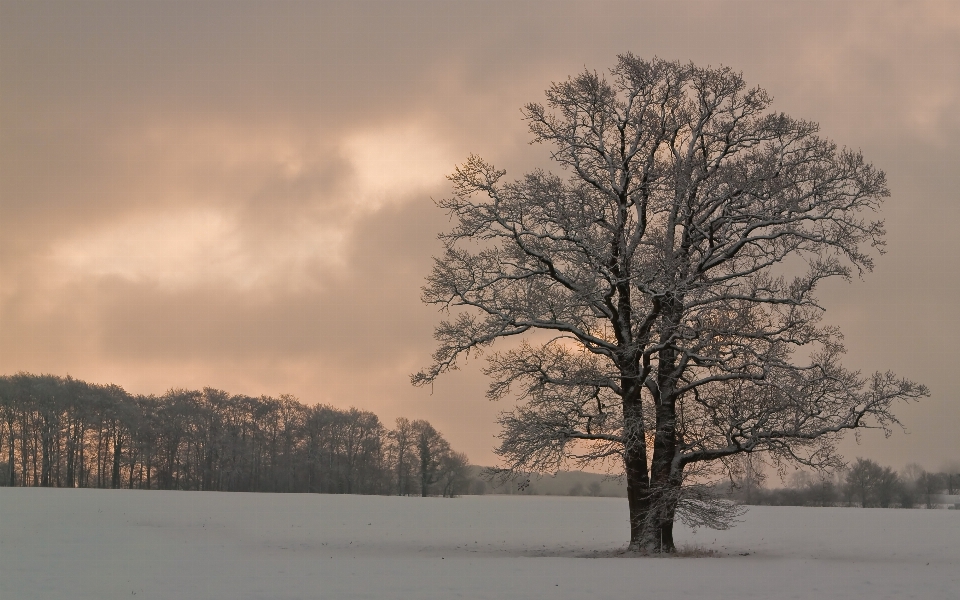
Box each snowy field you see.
[1,489,958,599]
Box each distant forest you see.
[2,373,955,507]
[728,456,959,509]
[0,373,471,496]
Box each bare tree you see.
[412,420,450,497]
[846,458,882,507]
[439,451,471,497]
[729,453,765,505]
[388,417,416,495]
[945,469,959,495]
[415,55,927,552]
[874,465,900,508]
[917,471,943,509]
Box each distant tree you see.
[793,471,837,507]
[97,384,135,490]
[938,463,960,495]
[388,417,416,495]
[846,458,882,507]
[916,471,943,509]
[730,453,765,505]
[336,408,386,494]
[897,485,916,509]
[412,420,450,497]
[439,451,471,497]
[816,477,838,507]
[415,55,927,551]
[0,376,18,486]
[836,459,897,508]
[902,462,925,485]
[874,466,900,508]
[469,478,488,495]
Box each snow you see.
[2,489,958,599]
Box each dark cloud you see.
[2,0,958,469]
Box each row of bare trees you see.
[730,455,958,508]
[0,373,470,496]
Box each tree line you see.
[0,373,470,496]
[730,455,959,509]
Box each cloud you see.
[342,124,455,211]
[48,208,345,291]
[1,0,958,469]
[16,110,456,296]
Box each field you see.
[1,488,958,599]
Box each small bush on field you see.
[673,544,720,558]
[595,544,719,558]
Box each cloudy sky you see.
[2,1,958,472]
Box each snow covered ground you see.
[1,489,958,599]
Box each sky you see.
[1,0,958,473]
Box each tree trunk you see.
[646,395,679,553]
[31,425,40,486]
[77,432,86,487]
[645,299,682,553]
[420,450,429,497]
[112,429,123,489]
[40,418,50,487]
[128,448,137,489]
[621,364,651,551]
[65,420,76,488]
[6,417,16,487]
[20,415,29,487]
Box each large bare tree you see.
[414,55,927,552]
